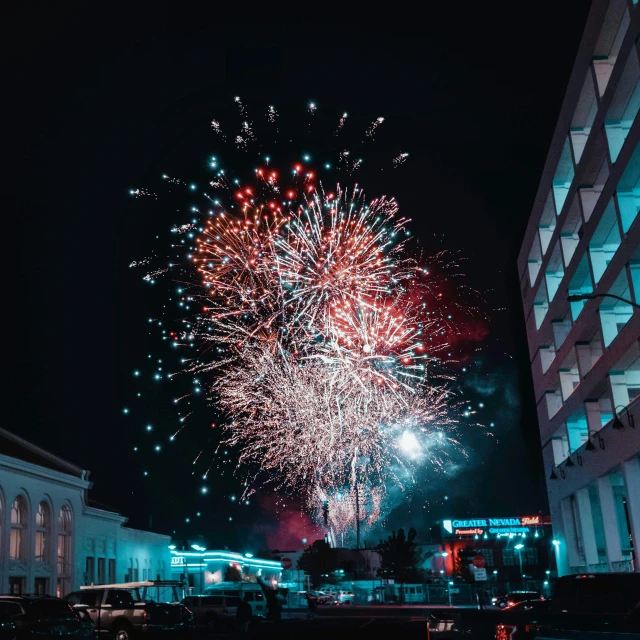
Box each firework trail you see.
[393,152,409,167]
[365,117,385,138]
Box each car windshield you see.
[27,600,76,618]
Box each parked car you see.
[181,595,241,626]
[0,613,16,640]
[492,591,541,609]
[334,591,355,605]
[0,595,94,638]
[203,582,267,617]
[495,573,640,639]
[503,598,551,612]
[66,584,191,639]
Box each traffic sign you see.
[473,568,487,581]
[281,557,293,569]
[472,555,485,569]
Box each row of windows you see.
[525,2,639,329]
[545,338,639,466]
[0,493,72,575]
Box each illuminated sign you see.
[443,516,548,537]
[454,528,484,536]
[171,556,186,566]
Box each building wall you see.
[518,0,640,576]
[0,452,171,595]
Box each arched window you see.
[35,502,50,562]
[10,497,27,561]
[56,506,72,597]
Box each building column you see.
[597,474,624,570]
[576,488,599,568]
[622,458,640,573]
[560,497,583,572]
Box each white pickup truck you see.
[66,581,193,640]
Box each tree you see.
[297,539,338,588]
[377,528,429,584]
[224,564,243,582]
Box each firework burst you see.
[129,99,486,538]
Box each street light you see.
[567,293,640,309]
[440,551,449,577]
[515,544,525,589]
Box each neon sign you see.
[443,516,547,537]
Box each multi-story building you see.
[0,427,171,595]
[518,0,640,577]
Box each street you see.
[195,605,489,639]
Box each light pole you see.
[567,293,640,309]
[515,544,524,589]
[440,551,449,577]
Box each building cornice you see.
[0,454,91,491]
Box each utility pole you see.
[355,483,360,550]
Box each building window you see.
[9,577,25,595]
[552,136,575,214]
[589,199,621,285]
[98,558,105,584]
[86,557,95,585]
[10,497,27,561]
[609,341,640,410]
[34,577,48,596]
[599,269,633,347]
[35,502,49,562]
[616,142,640,232]
[57,506,72,597]
[604,52,640,163]
[108,559,116,584]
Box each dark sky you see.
[5,6,590,550]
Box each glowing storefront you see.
[169,549,282,593]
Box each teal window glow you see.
[544,242,564,302]
[533,280,549,329]
[615,141,640,232]
[599,270,633,347]
[588,199,621,285]
[552,137,575,214]
[566,407,588,452]
[609,341,640,410]
[538,191,557,255]
[604,51,640,162]
[568,255,594,321]
[570,72,598,164]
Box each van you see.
[203,582,267,617]
[181,594,241,625]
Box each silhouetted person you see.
[305,592,318,619]
[235,594,252,634]
[257,577,283,623]
[477,590,486,610]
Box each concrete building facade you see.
[0,428,171,595]
[518,0,640,576]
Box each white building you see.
[517,1,640,576]
[0,427,171,596]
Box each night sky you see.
[5,6,590,552]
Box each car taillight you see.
[507,601,515,607]
[496,624,516,640]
